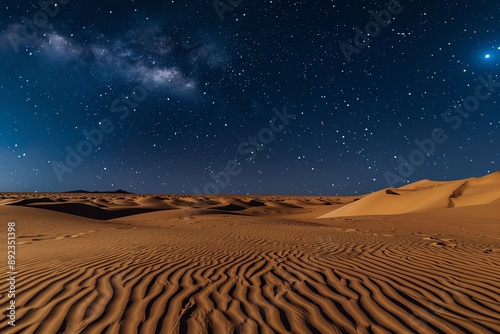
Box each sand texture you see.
[1,174,499,333]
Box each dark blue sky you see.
[0,0,499,195]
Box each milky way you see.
[0,0,499,194]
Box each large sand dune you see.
[319,171,500,218]
[0,174,499,333]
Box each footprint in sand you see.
[38,230,96,242]
[423,236,458,247]
[431,241,458,247]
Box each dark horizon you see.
[1,169,498,197]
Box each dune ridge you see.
[320,171,500,218]
[0,193,351,220]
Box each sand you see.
[319,171,500,218]
[0,173,499,333]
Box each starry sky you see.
[0,0,499,195]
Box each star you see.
[0,0,499,194]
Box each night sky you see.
[0,0,499,195]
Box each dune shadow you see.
[8,202,168,220]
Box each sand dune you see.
[0,175,499,333]
[0,193,354,220]
[320,171,500,218]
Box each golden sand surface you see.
[1,173,499,333]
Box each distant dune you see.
[0,193,350,220]
[64,189,133,194]
[319,171,500,218]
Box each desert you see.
[3,0,500,332]
[0,172,499,333]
